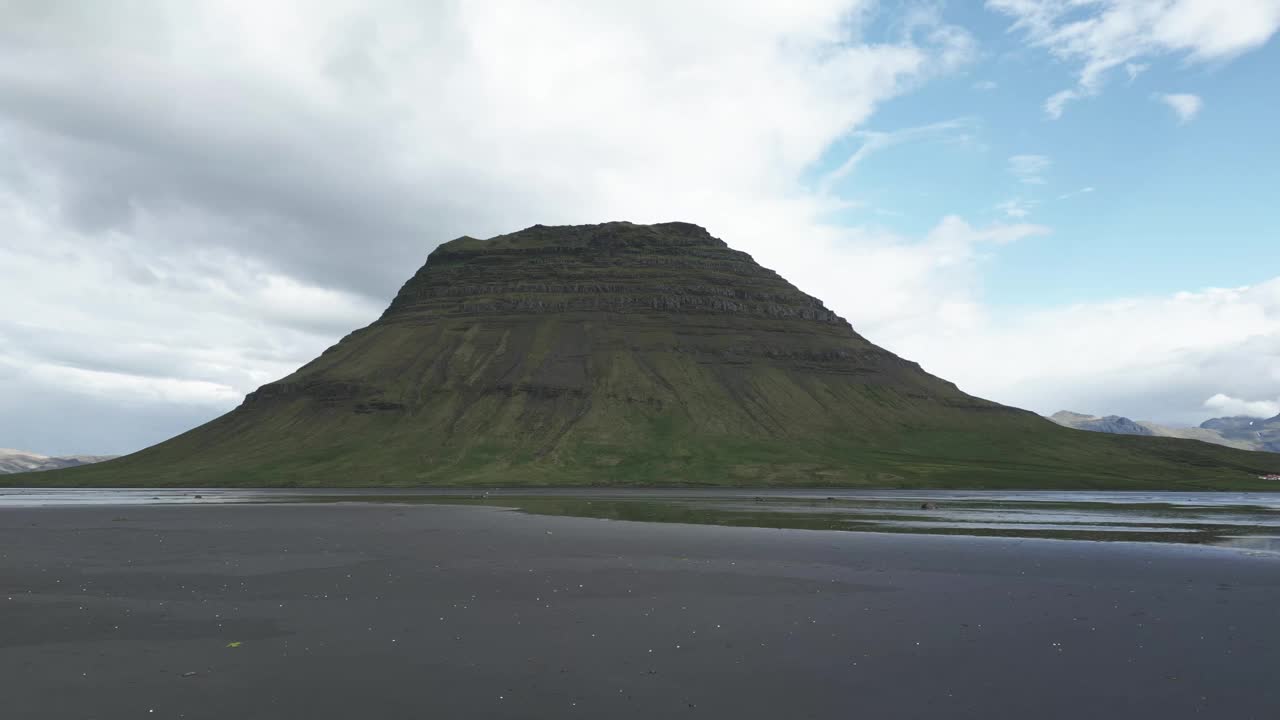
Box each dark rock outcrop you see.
[1050,411,1153,436]
[1201,415,1280,452]
[1080,415,1155,436]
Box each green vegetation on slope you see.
[19,222,1280,490]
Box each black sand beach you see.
[2,502,1276,719]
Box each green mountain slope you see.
[23,222,1280,489]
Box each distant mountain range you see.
[1049,411,1280,453]
[0,449,118,475]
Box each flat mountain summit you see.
[26,222,1278,489]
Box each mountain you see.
[1201,415,1280,452]
[1050,411,1273,452]
[1140,423,1263,451]
[0,449,117,475]
[20,222,1279,489]
[1049,412,1154,437]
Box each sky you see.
[1,0,1279,456]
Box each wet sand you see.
[1,502,1276,719]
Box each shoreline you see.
[2,486,1277,550]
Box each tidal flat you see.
[1,492,1277,718]
[7,487,1277,549]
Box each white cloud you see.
[1008,154,1051,184]
[1204,393,1280,419]
[989,0,1280,117]
[1155,92,1203,123]
[784,216,1050,342]
[25,364,243,408]
[973,79,999,90]
[890,278,1280,425]
[0,201,386,452]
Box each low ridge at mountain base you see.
[21,222,1279,490]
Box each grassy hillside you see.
[25,408,1280,490]
[19,222,1280,490]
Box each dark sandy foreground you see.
[1,504,1276,719]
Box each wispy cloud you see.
[1058,186,1095,200]
[1008,154,1051,185]
[972,79,998,91]
[821,118,978,190]
[1155,92,1203,123]
[988,0,1280,117]
[1043,90,1079,119]
[996,198,1035,218]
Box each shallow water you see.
[5,487,1280,550]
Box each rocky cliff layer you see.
[383,223,849,326]
[244,221,988,421]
